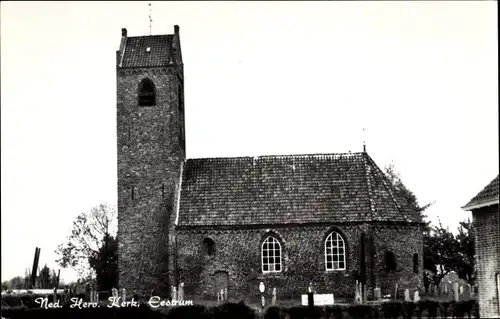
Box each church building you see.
[116,26,424,301]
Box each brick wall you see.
[117,65,184,296]
[372,224,424,297]
[473,204,500,318]
[175,222,422,301]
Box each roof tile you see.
[463,175,499,209]
[121,35,174,68]
[177,153,420,226]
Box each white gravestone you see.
[301,294,335,306]
[404,289,411,302]
[413,291,420,303]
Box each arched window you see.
[138,78,156,106]
[385,251,397,272]
[325,231,346,271]
[202,238,216,256]
[262,236,282,273]
[413,253,419,273]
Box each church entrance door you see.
[214,271,229,298]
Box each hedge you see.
[0,299,479,319]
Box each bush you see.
[324,305,346,319]
[453,300,479,319]
[209,302,255,319]
[0,306,165,319]
[401,301,416,319]
[345,304,372,319]
[2,295,26,308]
[264,306,285,319]
[439,301,454,318]
[381,301,403,319]
[286,306,324,319]
[166,305,208,319]
[424,300,439,319]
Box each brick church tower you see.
[116,26,185,296]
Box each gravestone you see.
[374,287,381,300]
[172,286,177,301]
[178,283,184,301]
[413,290,420,303]
[464,284,471,298]
[354,281,362,304]
[453,282,459,302]
[404,289,411,302]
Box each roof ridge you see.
[186,152,365,161]
[126,34,174,38]
[365,154,411,223]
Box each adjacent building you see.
[462,175,500,318]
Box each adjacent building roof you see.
[462,175,499,211]
[177,152,422,227]
[121,35,174,68]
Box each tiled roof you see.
[121,35,174,68]
[177,152,422,227]
[463,175,499,210]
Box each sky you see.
[1,1,498,284]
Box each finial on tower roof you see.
[362,128,367,153]
[148,2,153,35]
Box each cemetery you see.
[1,278,480,319]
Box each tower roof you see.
[117,26,181,68]
[122,35,174,68]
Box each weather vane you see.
[148,2,153,35]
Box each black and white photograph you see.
[1,2,498,318]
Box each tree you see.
[384,165,436,287]
[384,164,434,221]
[423,221,461,286]
[423,219,476,286]
[55,203,117,287]
[5,276,25,290]
[455,219,476,284]
[88,234,118,291]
